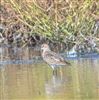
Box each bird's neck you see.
[42,49,51,56]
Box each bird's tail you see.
[65,61,71,66]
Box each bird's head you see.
[41,44,50,52]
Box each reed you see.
[1,0,99,48]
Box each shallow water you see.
[0,47,99,100]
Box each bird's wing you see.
[44,51,64,62]
[44,51,71,65]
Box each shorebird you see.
[41,44,71,70]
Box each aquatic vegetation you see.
[0,0,99,52]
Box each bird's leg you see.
[53,69,57,76]
[51,65,56,75]
[51,65,58,75]
[55,68,58,76]
[53,70,55,75]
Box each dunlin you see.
[41,44,71,70]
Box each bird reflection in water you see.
[45,71,69,97]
